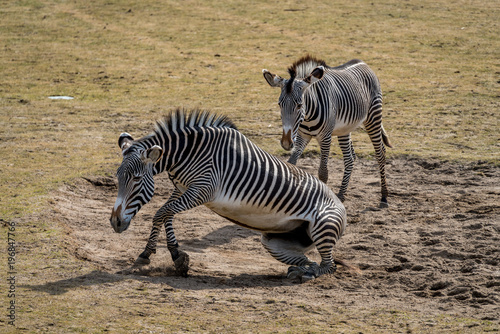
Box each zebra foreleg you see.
[135,223,162,265]
[136,190,182,265]
[337,134,356,202]
[317,135,333,183]
[288,133,311,165]
[137,212,190,276]
[136,219,189,276]
[146,183,212,276]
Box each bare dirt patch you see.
[52,156,500,324]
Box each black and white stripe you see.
[263,55,392,207]
[110,109,347,282]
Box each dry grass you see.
[1,0,499,332]
[1,0,499,218]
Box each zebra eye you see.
[132,174,142,181]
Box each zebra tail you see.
[381,125,393,149]
[335,258,363,275]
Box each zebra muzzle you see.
[110,216,131,233]
[110,205,131,233]
[281,129,294,151]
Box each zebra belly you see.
[300,115,365,137]
[331,117,366,137]
[204,201,307,233]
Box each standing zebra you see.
[263,55,392,207]
[110,109,347,282]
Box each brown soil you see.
[52,156,500,323]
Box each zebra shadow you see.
[21,269,293,296]
[174,224,260,251]
[22,225,293,295]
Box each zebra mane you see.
[154,108,237,135]
[288,55,327,80]
[286,55,327,93]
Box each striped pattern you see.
[110,109,347,282]
[264,56,392,207]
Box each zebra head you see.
[263,66,324,150]
[110,133,163,233]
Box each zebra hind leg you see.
[261,226,320,283]
[365,101,391,208]
[304,207,346,281]
[337,134,356,202]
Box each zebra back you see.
[134,109,341,220]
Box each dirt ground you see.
[52,156,499,325]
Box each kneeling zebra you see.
[110,109,347,282]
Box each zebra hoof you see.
[301,273,317,283]
[174,250,190,277]
[287,266,302,280]
[134,256,151,266]
[379,200,389,209]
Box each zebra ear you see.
[262,69,285,88]
[119,133,134,152]
[304,66,324,84]
[141,145,163,164]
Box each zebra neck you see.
[150,128,203,176]
[303,91,320,123]
[303,82,335,123]
[132,134,170,176]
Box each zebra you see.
[263,55,392,207]
[109,108,347,282]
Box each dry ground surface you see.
[25,156,498,333]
